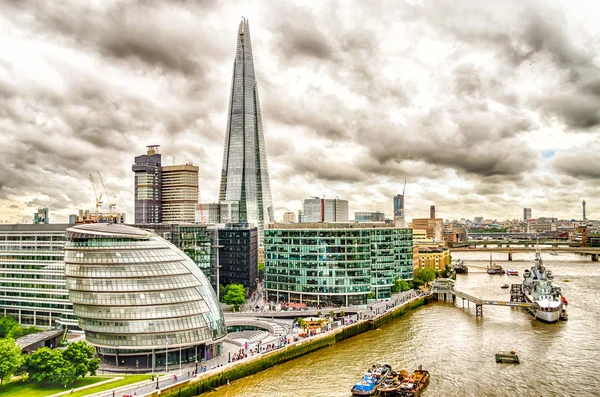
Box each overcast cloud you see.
[0,0,599,223]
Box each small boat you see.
[506,269,519,276]
[495,351,520,364]
[501,284,509,289]
[396,366,430,397]
[549,251,559,256]
[351,364,391,396]
[563,279,569,282]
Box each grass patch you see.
[0,375,150,397]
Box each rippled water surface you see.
[208,252,600,397]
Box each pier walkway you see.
[431,279,536,318]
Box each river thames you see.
[208,251,599,397]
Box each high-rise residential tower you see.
[583,200,586,221]
[218,18,274,245]
[394,194,405,225]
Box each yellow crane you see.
[89,173,103,217]
[97,171,116,214]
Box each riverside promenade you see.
[92,289,429,397]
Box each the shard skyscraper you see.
[219,18,274,245]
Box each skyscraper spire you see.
[219,18,274,245]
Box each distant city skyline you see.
[1,1,599,223]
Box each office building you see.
[64,223,226,367]
[200,202,239,224]
[161,164,199,223]
[218,18,274,246]
[430,205,436,219]
[583,200,587,221]
[211,224,258,290]
[132,145,162,223]
[523,208,532,222]
[264,223,413,305]
[474,217,483,224]
[0,224,78,330]
[282,212,296,223]
[134,223,213,281]
[354,211,385,222]
[302,198,349,223]
[68,214,77,224]
[33,208,49,224]
[411,218,444,242]
[415,246,450,272]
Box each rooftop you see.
[67,223,152,239]
[267,222,410,230]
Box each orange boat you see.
[396,366,430,397]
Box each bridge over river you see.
[451,245,600,261]
[431,279,537,318]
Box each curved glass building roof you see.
[64,223,226,355]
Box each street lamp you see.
[195,360,198,374]
[156,375,159,389]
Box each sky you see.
[1,0,599,223]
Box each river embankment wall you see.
[155,294,433,397]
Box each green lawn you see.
[0,375,150,397]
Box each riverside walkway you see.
[431,278,536,318]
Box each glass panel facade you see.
[218,18,274,246]
[264,224,413,303]
[64,224,226,356]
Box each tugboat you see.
[501,284,509,289]
[396,366,430,397]
[351,364,391,396]
[378,369,408,396]
[522,245,566,323]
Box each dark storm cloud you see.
[552,151,600,180]
[1,0,598,221]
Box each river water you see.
[207,251,600,397]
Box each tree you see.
[328,310,334,318]
[0,339,23,387]
[441,264,452,279]
[223,284,246,311]
[417,268,437,284]
[367,291,375,299]
[0,316,18,338]
[219,285,226,303]
[296,318,307,332]
[258,262,265,280]
[8,325,41,340]
[398,279,411,292]
[62,342,100,378]
[26,347,77,387]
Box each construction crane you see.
[89,173,103,217]
[403,178,407,195]
[97,171,116,214]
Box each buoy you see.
[509,350,516,355]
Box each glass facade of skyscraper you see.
[219,18,274,246]
[264,223,413,305]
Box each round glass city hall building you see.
[64,224,226,369]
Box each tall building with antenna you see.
[583,199,587,221]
